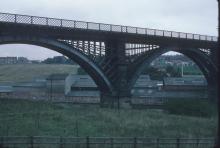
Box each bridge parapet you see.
[0,12,218,42]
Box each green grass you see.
[0,99,217,138]
[0,64,78,82]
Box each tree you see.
[144,66,167,80]
[165,65,181,77]
[41,56,76,64]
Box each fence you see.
[0,12,218,42]
[0,136,215,148]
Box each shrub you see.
[164,98,217,117]
[77,67,87,75]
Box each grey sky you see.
[0,0,218,60]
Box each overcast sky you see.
[0,0,218,60]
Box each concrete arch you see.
[128,47,217,91]
[0,35,114,93]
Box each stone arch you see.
[0,35,114,93]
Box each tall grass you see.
[164,98,217,117]
[0,99,217,138]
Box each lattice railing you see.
[0,12,218,42]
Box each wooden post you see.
[36,112,40,129]
[196,138,199,148]
[75,120,79,137]
[133,137,137,148]
[176,138,180,148]
[30,136,34,148]
[0,137,4,148]
[86,136,90,148]
[110,138,113,148]
[60,137,63,148]
[156,138,160,148]
[216,1,220,148]
[117,94,120,110]
[6,124,9,136]
[50,78,52,101]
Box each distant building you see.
[0,57,17,64]
[65,74,99,97]
[157,75,208,100]
[46,74,68,94]
[163,75,207,91]
[17,57,30,64]
[42,56,70,64]
[0,56,31,64]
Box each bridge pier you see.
[100,39,131,108]
[105,40,131,96]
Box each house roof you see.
[67,91,100,97]
[69,75,97,88]
[134,75,162,88]
[46,74,68,80]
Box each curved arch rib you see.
[0,35,114,93]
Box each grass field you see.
[0,64,78,82]
[0,99,217,138]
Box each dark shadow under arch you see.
[0,35,114,94]
[128,47,217,91]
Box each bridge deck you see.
[0,12,218,43]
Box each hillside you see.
[0,64,78,82]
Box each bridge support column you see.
[100,39,131,108]
[106,40,130,96]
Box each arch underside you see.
[128,46,218,90]
[0,35,114,94]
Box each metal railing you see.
[0,136,215,148]
[0,12,218,42]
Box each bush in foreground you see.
[164,98,217,117]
